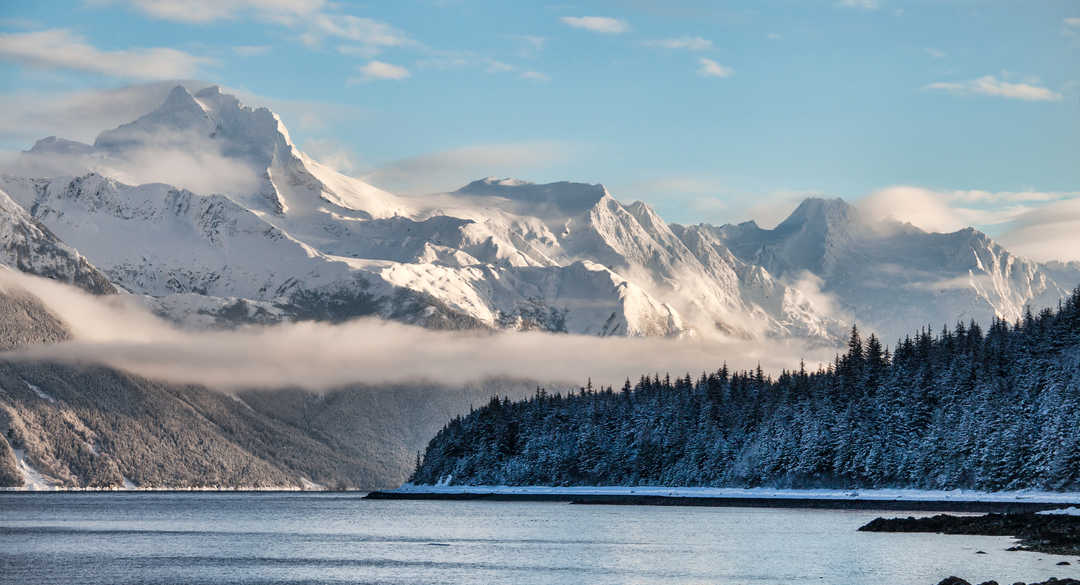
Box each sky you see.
[0,1,1078,254]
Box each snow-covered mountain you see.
[0,186,114,295]
[0,85,841,339]
[1,85,1076,343]
[691,198,1080,343]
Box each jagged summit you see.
[95,85,214,150]
[3,86,1076,345]
[774,197,857,233]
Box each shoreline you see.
[365,486,1080,513]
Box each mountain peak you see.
[775,197,856,232]
[194,85,222,98]
[161,84,206,115]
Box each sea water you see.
[1,492,1076,585]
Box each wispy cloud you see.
[925,75,1062,101]
[0,28,213,80]
[698,58,734,78]
[0,82,204,144]
[560,16,629,34]
[363,141,573,195]
[519,71,550,82]
[997,198,1080,262]
[1066,17,1080,27]
[644,36,712,51]
[232,44,270,57]
[95,1,412,56]
[858,186,1080,238]
[91,0,327,24]
[924,47,946,59]
[302,14,413,48]
[349,60,410,82]
[415,51,548,82]
[507,34,546,57]
[836,0,880,10]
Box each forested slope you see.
[413,289,1080,491]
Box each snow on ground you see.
[12,448,56,490]
[1039,506,1080,516]
[121,476,137,490]
[390,483,1080,504]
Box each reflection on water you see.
[0,493,1074,585]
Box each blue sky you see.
[0,0,1077,242]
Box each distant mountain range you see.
[3,85,1076,344]
[1,84,1078,490]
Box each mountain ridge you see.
[2,84,1077,344]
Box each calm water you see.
[1,493,1077,585]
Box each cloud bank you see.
[0,270,832,391]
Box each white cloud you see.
[232,45,270,57]
[1065,17,1080,27]
[2,123,263,197]
[350,60,410,82]
[924,47,946,59]
[508,34,546,57]
[0,271,830,391]
[857,186,1079,236]
[363,141,573,195]
[96,1,411,55]
[698,58,734,78]
[560,16,629,34]
[997,198,1080,263]
[305,14,412,48]
[92,0,327,24]
[925,75,1062,102]
[0,82,195,144]
[0,29,213,80]
[645,36,712,51]
[836,0,880,9]
[767,32,782,40]
[519,70,550,82]
[485,60,515,73]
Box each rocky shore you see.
[860,512,1080,555]
[935,578,1079,585]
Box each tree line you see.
[412,288,1080,491]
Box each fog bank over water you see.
[0,270,835,391]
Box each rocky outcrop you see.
[862,513,1080,555]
